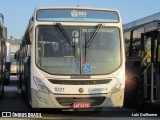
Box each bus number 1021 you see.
[54,87,64,92]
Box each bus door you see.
[141,31,159,102]
[155,31,160,103]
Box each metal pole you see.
[0,13,4,24]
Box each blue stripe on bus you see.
[38,18,118,22]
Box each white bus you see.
[18,7,125,110]
[0,13,7,98]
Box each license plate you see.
[72,102,90,108]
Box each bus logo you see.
[71,10,78,17]
[79,88,84,93]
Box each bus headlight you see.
[110,81,122,94]
[33,76,51,94]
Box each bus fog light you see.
[33,76,51,94]
[110,81,121,93]
[37,97,48,104]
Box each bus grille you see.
[48,79,111,85]
[56,97,106,106]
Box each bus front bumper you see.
[31,88,124,108]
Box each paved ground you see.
[0,76,31,112]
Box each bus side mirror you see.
[23,30,31,45]
[22,19,32,44]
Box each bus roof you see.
[123,12,160,30]
[34,6,119,13]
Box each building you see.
[6,38,21,74]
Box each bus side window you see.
[132,30,138,57]
[131,28,144,58]
[124,31,130,58]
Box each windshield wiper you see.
[86,24,102,48]
[56,23,73,47]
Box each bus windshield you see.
[36,25,121,75]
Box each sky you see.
[0,0,160,39]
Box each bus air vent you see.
[48,79,112,85]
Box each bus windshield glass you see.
[36,9,119,23]
[36,25,121,75]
